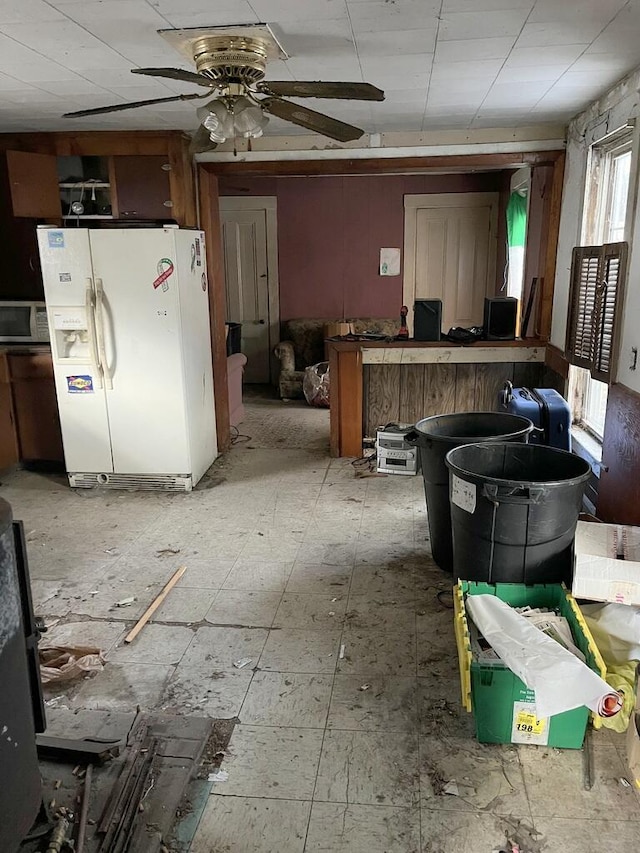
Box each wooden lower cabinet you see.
[7,352,64,466]
[0,353,19,470]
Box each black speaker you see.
[483,297,517,341]
[413,299,442,341]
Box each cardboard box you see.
[627,674,640,789]
[324,322,354,339]
[573,521,640,606]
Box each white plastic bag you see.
[303,362,330,408]
[581,602,640,664]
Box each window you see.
[567,127,634,441]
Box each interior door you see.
[220,208,270,383]
[404,194,498,334]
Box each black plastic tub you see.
[406,412,533,572]
[445,442,591,584]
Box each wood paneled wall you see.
[363,361,562,435]
[598,382,640,524]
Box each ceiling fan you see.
[63,34,385,151]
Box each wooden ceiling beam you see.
[202,150,564,177]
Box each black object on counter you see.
[413,299,442,341]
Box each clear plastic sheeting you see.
[303,361,330,408]
[466,594,622,719]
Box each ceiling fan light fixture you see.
[233,96,268,136]
[243,125,265,139]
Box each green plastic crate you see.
[453,581,607,749]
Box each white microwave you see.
[0,301,50,344]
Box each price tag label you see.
[451,474,476,514]
[511,701,549,745]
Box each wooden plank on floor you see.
[454,364,477,412]
[399,364,425,425]
[365,364,401,434]
[423,363,457,417]
[475,362,514,411]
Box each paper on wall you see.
[466,595,622,718]
[379,248,400,276]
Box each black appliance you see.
[0,498,44,853]
[413,299,442,341]
[483,296,518,340]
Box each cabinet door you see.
[113,155,172,220]
[5,151,61,218]
[9,353,64,464]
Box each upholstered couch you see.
[274,318,398,399]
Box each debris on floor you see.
[123,565,186,644]
[39,646,105,684]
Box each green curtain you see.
[506,191,527,248]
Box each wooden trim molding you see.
[203,150,565,177]
[539,151,565,341]
[198,168,231,453]
[545,343,570,379]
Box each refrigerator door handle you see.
[95,277,113,390]
[85,278,103,389]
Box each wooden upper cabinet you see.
[5,150,62,218]
[112,155,173,220]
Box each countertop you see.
[326,338,546,365]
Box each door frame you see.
[219,196,280,381]
[403,192,499,335]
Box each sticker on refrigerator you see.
[48,231,65,248]
[195,237,202,266]
[451,474,476,514]
[67,375,94,394]
[59,272,72,282]
[201,272,207,292]
[511,701,549,745]
[153,258,174,292]
[190,243,196,272]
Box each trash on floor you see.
[113,596,137,608]
[207,769,229,783]
[454,582,617,747]
[39,645,105,684]
[232,657,252,669]
[123,565,187,644]
[581,602,640,663]
[303,361,330,408]
[466,594,621,718]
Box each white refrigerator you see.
[37,227,217,491]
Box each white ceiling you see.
[1,0,639,136]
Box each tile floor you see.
[1,390,639,852]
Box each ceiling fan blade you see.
[261,97,364,142]
[131,67,214,88]
[258,81,385,101]
[63,92,207,118]
[189,124,216,155]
